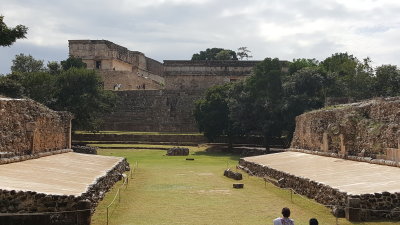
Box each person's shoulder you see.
[273,217,282,225]
[273,217,281,221]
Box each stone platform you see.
[0,152,124,196]
[240,151,400,221]
[0,152,129,225]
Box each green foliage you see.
[191,48,237,60]
[375,64,400,97]
[60,56,87,70]
[321,53,358,77]
[53,68,116,131]
[47,61,61,75]
[11,53,44,73]
[288,58,319,74]
[237,47,252,60]
[19,72,56,105]
[0,76,24,98]
[194,84,232,141]
[0,16,28,47]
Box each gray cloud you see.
[1,0,400,74]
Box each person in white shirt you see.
[273,207,294,225]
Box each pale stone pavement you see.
[0,152,123,196]
[244,151,400,195]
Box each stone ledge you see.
[0,149,73,165]
[288,148,400,168]
[239,158,400,221]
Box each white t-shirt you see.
[273,217,295,225]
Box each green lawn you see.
[91,146,397,225]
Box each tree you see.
[20,72,56,105]
[47,61,62,75]
[53,68,116,131]
[375,65,400,97]
[241,58,285,150]
[191,48,238,60]
[215,50,237,60]
[60,56,87,71]
[320,53,375,100]
[0,16,28,47]
[0,76,24,98]
[11,53,44,73]
[237,47,252,60]
[194,84,232,142]
[288,58,319,74]
[281,67,327,141]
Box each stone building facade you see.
[68,40,276,132]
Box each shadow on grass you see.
[192,150,241,161]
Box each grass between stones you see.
[91,145,397,225]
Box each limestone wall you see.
[98,71,162,91]
[163,60,259,90]
[0,98,72,156]
[101,90,204,132]
[291,97,400,159]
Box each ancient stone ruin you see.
[0,97,72,160]
[239,97,400,221]
[291,97,400,164]
[0,97,129,225]
[167,147,189,156]
[68,40,288,132]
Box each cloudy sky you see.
[1,0,400,74]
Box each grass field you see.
[91,145,398,225]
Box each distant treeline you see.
[194,53,400,148]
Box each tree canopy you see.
[0,16,28,47]
[11,53,44,73]
[191,48,238,60]
[194,52,400,149]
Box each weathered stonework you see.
[0,158,129,225]
[68,40,164,90]
[68,40,290,132]
[0,98,73,156]
[291,97,400,160]
[163,60,259,90]
[101,90,204,132]
[166,147,189,156]
[239,159,400,221]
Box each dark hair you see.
[282,207,291,218]
[309,218,319,225]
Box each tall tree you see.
[0,16,28,47]
[194,84,232,142]
[243,58,285,150]
[53,68,116,131]
[237,47,252,60]
[375,65,400,97]
[11,53,44,73]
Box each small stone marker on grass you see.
[233,183,244,189]
[167,147,189,156]
[224,169,243,180]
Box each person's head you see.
[309,218,319,225]
[281,207,291,218]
